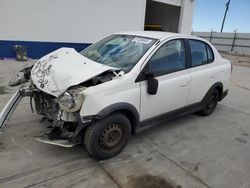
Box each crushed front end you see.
[0,47,117,147]
[31,84,88,147]
[1,80,89,147]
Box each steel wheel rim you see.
[99,123,124,151]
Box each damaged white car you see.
[0,31,231,159]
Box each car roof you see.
[115,31,199,41]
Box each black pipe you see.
[220,0,231,32]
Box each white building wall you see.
[0,0,146,43]
[178,0,195,34]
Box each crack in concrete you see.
[141,139,211,188]
[99,163,122,188]
[221,104,250,116]
[0,156,86,184]
[231,79,250,92]
[23,164,94,188]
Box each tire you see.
[198,89,219,116]
[84,113,131,160]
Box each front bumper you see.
[0,86,97,148]
[0,90,23,134]
[0,86,33,134]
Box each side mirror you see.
[145,72,158,95]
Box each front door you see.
[139,39,191,121]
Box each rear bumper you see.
[219,89,228,101]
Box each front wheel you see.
[198,89,219,116]
[84,113,131,160]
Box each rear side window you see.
[189,40,214,67]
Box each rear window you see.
[189,40,214,67]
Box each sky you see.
[192,0,250,33]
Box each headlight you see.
[9,72,26,86]
[9,66,32,87]
[56,87,85,112]
[57,92,75,109]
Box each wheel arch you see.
[202,82,223,102]
[97,102,140,134]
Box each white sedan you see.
[0,31,231,159]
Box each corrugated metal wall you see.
[192,32,250,55]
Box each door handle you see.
[180,82,190,87]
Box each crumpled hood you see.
[31,47,116,97]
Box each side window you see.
[148,39,186,76]
[189,40,214,67]
[206,45,214,63]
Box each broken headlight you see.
[56,87,85,112]
[9,72,26,86]
[57,92,75,109]
[9,66,33,87]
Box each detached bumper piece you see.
[33,134,77,148]
[0,90,23,134]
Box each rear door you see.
[139,39,191,121]
[186,39,217,105]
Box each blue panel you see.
[0,40,91,59]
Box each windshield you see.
[80,35,157,72]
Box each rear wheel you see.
[84,113,131,160]
[198,89,219,116]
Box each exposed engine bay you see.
[30,70,116,143]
